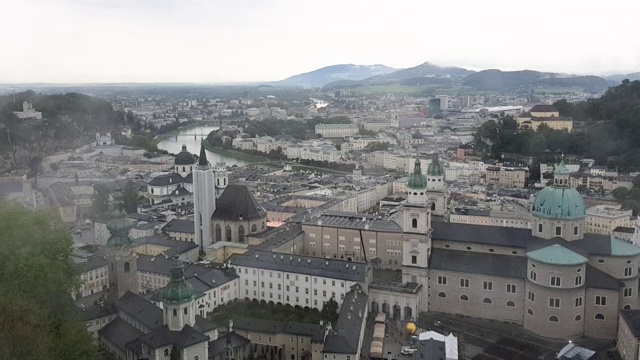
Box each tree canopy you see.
[472,80,640,171]
[0,201,99,360]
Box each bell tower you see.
[401,160,432,312]
[426,153,446,216]
[214,161,228,199]
[162,257,196,331]
[194,141,216,248]
[106,187,138,302]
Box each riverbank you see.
[151,121,215,146]
[201,140,269,163]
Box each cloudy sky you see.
[1,0,639,83]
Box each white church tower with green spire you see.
[193,141,216,249]
[426,154,447,216]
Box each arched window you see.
[226,225,232,242]
[575,315,582,321]
[172,309,177,316]
[506,301,515,307]
[437,292,446,298]
[460,295,468,301]
[549,316,559,322]
[412,219,418,228]
[483,298,492,304]
[527,308,534,316]
[151,188,154,194]
[194,357,199,360]
[625,305,631,310]
[124,262,130,273]
[215,224,222,242]
[164,349,169,356]
[431,203,436,211]
[182,166,185,172]
[595,313,605,320]
[238,225,245,243]
[184,307,188,315]
[252,224,257,232]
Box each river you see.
[156,125,248,167]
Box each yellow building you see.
[517,105,573,132]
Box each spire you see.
[181,144,187,152]
[198,140,209,169]
[162,256,194,304]
[106,186,135,248]
[413,159,422,175]
[407,159,427,189]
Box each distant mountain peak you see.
[276,64,398,87]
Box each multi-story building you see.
[517,105,573,132]
[315,124,358,138]
[586,204,633,235]
[301,212,404,268]
[228,250,370,310]
[75,253,109,298]
[618,309,640,360]
[485,164,529,188]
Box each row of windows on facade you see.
[436,276,517,293]
[537,223,580,236]
[245,279,345,291]
[441,244,520,255]
[436,292,625,316]
[162,348,199,359]
[215,223,266,242]
[530,267,633,283]
[239,268,346,286]
[308,234,402,246]
[245,291,341,305]
[252,334,306,344]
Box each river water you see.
[156,125,248,167]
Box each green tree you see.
[612,187,630,200]
[363,142,390,152]
[320,297,339,324]
[0,201,100,360]
[91,184,110,216]
[122,180,144,214]
[125,110,135,123]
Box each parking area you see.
[417,312,620,360]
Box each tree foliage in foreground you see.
[0,202,99,360]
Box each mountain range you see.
[275,62,640,92]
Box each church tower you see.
[401,160,432,312]
[214,161,228,199]
[194,141,216,249]
[426,153,446,216]
[106,187,138,302]
[162,257,196,331]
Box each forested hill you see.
[473,80,640,172]
[0,91,123,170]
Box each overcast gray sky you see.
[1,0,639,83]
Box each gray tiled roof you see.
[116,291,163,330]
[98,317,143,353]
[212,185,267,221]
[431,222,534,248]
[208,332,250,357]
[303,211,402,233]
[163,219,195,234]
[138,324,209,349]
[148,173,192,187]
[229,250,368,282]
[585,264,624,291]
[430,248,527,279]
[134,235,199,257]
[323,284,368,354]
[621,309,640,338]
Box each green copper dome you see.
[532,186,585,220]
[427,154,444,176]
[162,257,194,304]
[532,161,585,220]
[106,188,135,248]
[407,159,427,189]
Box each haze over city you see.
[2,0,640,83]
